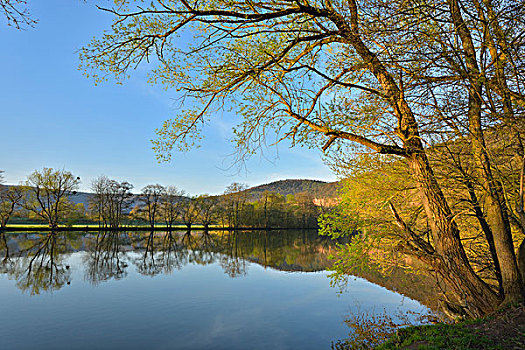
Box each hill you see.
[4,178,340,210]
[243,179,339,201]
[68,179,340,206]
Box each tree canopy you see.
[81,1,524,159]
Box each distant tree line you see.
[0,168,328,229]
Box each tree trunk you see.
[408,152,501,317]
[519,240,525,285]
[516,153,525,283]
[468,96,524,304]
[463,172,504,296]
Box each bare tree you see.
[160,185,185,229]
[90,176,134,229]
[196,195,217,230]
[140,184,166,228]
[90,175,111,228]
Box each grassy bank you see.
[378,304,525,350]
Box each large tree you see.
[160,185,185,229]
[24,168,80,229]
[90,176,134,229]
[140,184,166,227]
[81,0,525,317]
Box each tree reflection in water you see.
[0,227,441,335]
[0,230,342,294]
[173,230,217,267]
[0,229,439,350]
[134,231,163,276]
[158,231,186,274]
[84,232,128,285]
[188,230,219,267]
[0,232,13,274]
[2,232,71,295]
[219,231,247,278]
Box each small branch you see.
[389,201,435,255]
[322,135,337,152]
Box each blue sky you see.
[0,0,336,195]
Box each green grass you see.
[4,224,52,228]
[377,322,498,350]
[3,223,214,229]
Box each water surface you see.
[0,230,430,349]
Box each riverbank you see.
[378,303,525,349]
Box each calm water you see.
[0,230,430,349]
